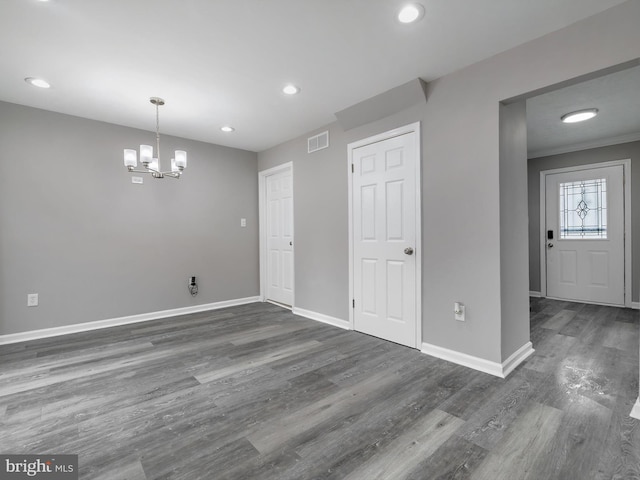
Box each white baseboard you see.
[421,341,534,379]
[631,398,640,420]
[529,291,542,298]
[292,307,350,330]
[0,296,261,345]
[502,342,535,377]
[631,302,640,310]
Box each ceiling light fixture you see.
[24,77,50,89]
[221,126,235,133]
[398,4,425,23]
[282,84,300,95]
[123,97,187,179]
[561,108,599,123]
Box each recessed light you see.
[561,108,598,123]
[220,126,235,133]
[282,84,300,95]
[24,77,51,89]
[398,4,424,23]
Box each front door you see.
[352,131,419,348]
[545,164,624,306]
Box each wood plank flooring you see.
[1,298,638,479]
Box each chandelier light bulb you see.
[148,158,159,172]
[140,145,153,165]
[123,149,137,168]
[174,150,187,169]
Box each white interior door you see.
[352,131,419,348]
[545,164,624,306]
[266,168,294,306]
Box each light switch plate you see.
[27,293,39,307]
[240,218,247,227]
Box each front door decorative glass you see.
[559,178,607,239]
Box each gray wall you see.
[528,141,640,302]
[0,102,259,336]
[258,106,424,321]
[258,1,640,365]
[259,123,350,319]
[499,101,531,358]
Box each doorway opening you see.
[525,63,639,309]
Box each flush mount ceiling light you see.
[123,97,187,179]
[561,108,599,123]
[220,126,235,133]
[398,3,425,23]
[24,77,50,88]
[282,84,300,95]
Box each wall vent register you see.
[308,131,329,153]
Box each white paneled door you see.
[545,164,624,306]
[266,168,294,306]
[352,131,419,348]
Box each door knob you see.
[547,242,553,248]
[404,247,414,255]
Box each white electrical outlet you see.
[240,218,247,227]
[132,176,143,184]
[27,293,39,307]
[454,302,465,321]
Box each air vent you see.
[308,131,329,153]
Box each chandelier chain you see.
[155,101,161,164]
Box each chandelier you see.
[123,97,187,179]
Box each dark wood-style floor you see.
[1,298,639,479]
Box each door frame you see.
[539,158,631,307]
[347,122,422,346]
[258,162,294,308]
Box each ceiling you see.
[0,0,630,152]
[527,65,640,158]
